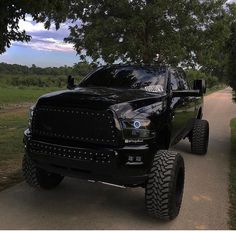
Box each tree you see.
[225,3,236,91]
[0,0,31,54]
[72,62,93,76]
[64,0,227,66]
[0,0,70,54]
[0,0,231,71]
[227,23,236,91]
[227,24,236,91]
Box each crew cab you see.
[22,65,209,220]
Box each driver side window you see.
[177,71,189,90]
[170,72,180,91]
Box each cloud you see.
[1,52,7,57]
[17,17,77,53]
[19,20,46,33]
[13,36,74,52]
[25,15,34,22]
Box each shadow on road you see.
[9,179,172,228]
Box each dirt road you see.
[0,88,236,229]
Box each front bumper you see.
[24,130,154,186]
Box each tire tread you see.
[145,150,185,220]
[191,119,209,155]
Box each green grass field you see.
[0,86,62,191]
[0,86,61,106]
[0,111,27,190]
[230,118,236,229]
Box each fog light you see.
[127,155,143,165]
[128,156,134,162]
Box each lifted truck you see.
[22,65,209,220]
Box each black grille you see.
[28,140,115,164]
[32,106,120,146]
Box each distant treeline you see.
[0,62,93,77]
[0,62,93,87]
[0,62,221,89]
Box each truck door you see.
[170,70,197,145]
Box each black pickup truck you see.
[22,65,209,220]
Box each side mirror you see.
[67,75,75,90]
[172,90,201,97]
[193,79,206,95]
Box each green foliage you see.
[0,74,67,88]
[0,110,27,191]
[230,118,236,229]
[186,69,219,89]
[0,111,27,160]
[0,0,30,54]
[64,0,228,66]
[0,0,71,54]
[197,8,230,82]
[0,62,92,87]
[0,87,58,105]
[0,62,92,76]
[1,0,234,85]
[0,62,92,105]
[227,19,236,92]
[1,0,230,68]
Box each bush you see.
[0,74,82,88]
[0,62,93,88]
[186,69,219,89]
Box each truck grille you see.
[28,140,115,164]
[31,106,120,146]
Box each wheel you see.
[145,150,185,220]
[22,154,64,189]
[191,119,209,155]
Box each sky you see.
[0,1,236,68]
[0,15,80,67]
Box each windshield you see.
[79,66,167,92]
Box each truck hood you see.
[36,87,167,118]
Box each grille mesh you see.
[32,106,120,146]
[28,140,115,164]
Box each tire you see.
[191,119,209,155]
[22,154,64,189]
[145,150,185,220]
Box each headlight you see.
[121,119,151,130]
[121,118,155,143]
[28,105,35,129]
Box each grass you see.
[0,86,60,107]
[0,110,28,191]
[0,85,63,191]
[230,118,236,229]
